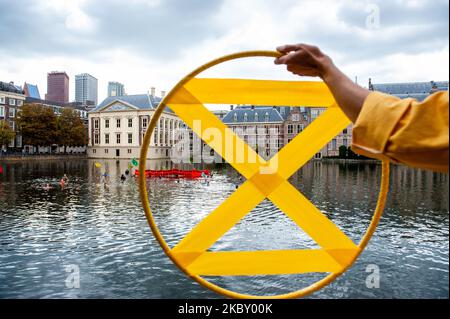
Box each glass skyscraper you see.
[107,81,125,97]
[75,73,98,105]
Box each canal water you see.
[0,159,448,298]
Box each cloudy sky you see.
[0,0,448,104]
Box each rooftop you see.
[222,106,284,124]
[0,81,24,95]
[91,94,165,112]
[370,80,448,101]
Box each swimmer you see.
[120,174,126,183]
[59,178,66,189]
[42,183,53,191]
[125,169,130,176]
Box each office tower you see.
[45,72,69,103]
[108,81,125,97]
[75,73,98,105]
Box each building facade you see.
[222,106,285,160]
[46,71,69,104]
[107,81,125,97]
[0,81,26,150]
[87,93,184,159]
[75,73,98,106]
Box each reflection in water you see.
[0,159,448,298]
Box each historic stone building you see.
[0,81,26,150]
[87,93,184,159]
[222,105,285,160]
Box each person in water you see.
[120,174,126,182]
[62,174,69,183]
[59,178,66,189]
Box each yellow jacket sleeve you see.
[352,91,449,173]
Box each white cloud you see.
[65,8,96,33]
[0,0,448,105]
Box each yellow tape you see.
[171,78,336,106]
[139,50,390,299]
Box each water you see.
[0,159,448,298]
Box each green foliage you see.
[17,104,87,150]
[338,145,347,158]
[0,120,15,148]
[57,108,88,150]
[347,146,358,159]
[16,104,58,147]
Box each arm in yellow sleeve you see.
[352,91,449,173]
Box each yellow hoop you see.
[139,51,390,299]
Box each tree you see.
[338,145,347,158]
[0,120,15,149]
[57,108,88,153]
[16,103,58,152]
[347,146,358,159]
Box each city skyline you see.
[0,0,448,105]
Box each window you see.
[105,149,109,154]
[0,96,5,104]
[17,100,23,107]
[128,149,132,154]
[93,149,97,154]
[254,113,258,122]
[9,99,15,106]
[233,113,237,122]
[128,118,133,128]
[116,133,121,144]
[105,119,110,128]
[243,113,248,122]
[343,129,348,134]
[105,134,110,144]
[94,119,99,129]
[116,118,121,128]
[332,139,337,150]
[94,134,99,144]
[0,106,4,117]
[297,124,303,133]
[264,112,269,122]
[9,108,15,118]
[128,133,133,144]
[143,117,148,128]
[343,138,348,147]
[287,125,293,134]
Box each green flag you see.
[131,158,139,167]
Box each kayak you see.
[135,169,210,178]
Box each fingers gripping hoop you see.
[139,51,390,299]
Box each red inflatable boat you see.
[135,169,210,178]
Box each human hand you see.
[274,43,334,80]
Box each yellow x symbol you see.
[166,78,359,276]
[139,51,389,298]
